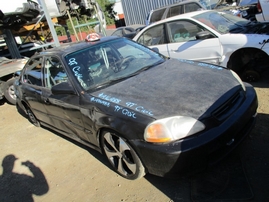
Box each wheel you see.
[26,107,40,127]
[228,49,269,82]
[4,78,17,105]
[242,70,260,82]
[101,130,145,180]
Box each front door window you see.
[44,56,68,89]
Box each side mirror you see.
[196,31,214,40]
[151,47,159,53]
[51,82,76,95]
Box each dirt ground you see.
[0,78,269,201]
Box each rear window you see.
[150,8,166,24]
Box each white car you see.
[133,10,269,82]
[0,0,39,17]
[0,0,40,26]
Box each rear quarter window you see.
[150,8,166,24]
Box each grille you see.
[212,90,244,122]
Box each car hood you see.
[91,59,242,120]
[0,58,28,77]
[219,33,269,50]
[229,22,269,35]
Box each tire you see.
[228,48,269,82]
[101,130,146,180]
[4,78,17,105]
[26,107,40,127]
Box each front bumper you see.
[132,84,258,177]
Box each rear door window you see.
[22,57,43,86]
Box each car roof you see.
[38,36,120,57]
[136,10,214,40]
[151,0,204,12]
[149,9,212,25]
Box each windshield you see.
[193,11,250,34]
[65,38,165,90]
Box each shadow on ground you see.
[0,154,49,201]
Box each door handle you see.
[171,49,180,53]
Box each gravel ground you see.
[0,78,268,201]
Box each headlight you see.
[230,70,246,91]
[144,116,205,143]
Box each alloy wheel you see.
[102,131,145,180]
[8,85,16,101]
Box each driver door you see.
[41,56,89,142]
[166,20,222,64]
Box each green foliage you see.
[96,0,116,25]
[54,0,116,36]
[55,18,94,36]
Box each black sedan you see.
[14,35,258,180]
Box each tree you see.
[96,0,116,25]
[54,0,116,37]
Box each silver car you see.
[0,57,28,104]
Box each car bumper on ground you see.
[132,84,258,178]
